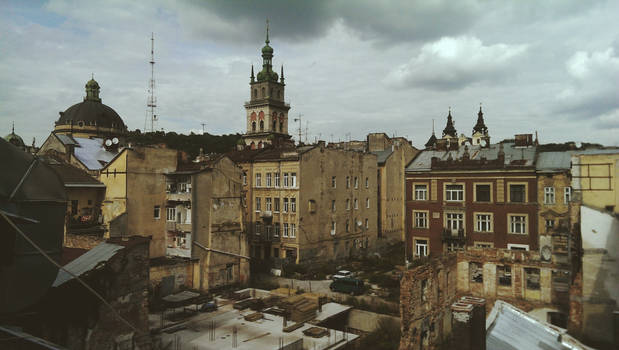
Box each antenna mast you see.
[147,33,157,132]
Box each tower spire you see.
[442,107,457,138]
[11,121,14,134]
[473,102,488,136]
[251,65,255,83]
[280,64,285,83]
[265,19,270,44]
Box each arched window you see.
[253,89,257,98]
[252,122,256,132]
[260,120,264,131]
[258,141,263,149]
[250,142,256,150]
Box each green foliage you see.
[126,130,242,158]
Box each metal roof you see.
[536,151,573,172]
[406,141,536,172]
[72,137,118,170]
[486,300,592,350]
[53,242,124,287]
[55,134,78,145]
[371,149,393,165]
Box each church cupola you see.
[442,108,457,138]
[472,104,488,136]
[84,76,101,102]
[257,20,279,83]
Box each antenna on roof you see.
[146,32,158,133]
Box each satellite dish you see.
[575,142,582,149]
[480,139,487,147]
[112,137,119,145]
[105,139,112,147]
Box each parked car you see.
[329,277,365,295]
[332,270,353,280]
[200,300,218,312]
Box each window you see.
[365,218,369,229]
[255,197,261,211]
[331,176,336,188]
[414,211,428,228]
[365,177,369,188]
[242,172,247,185]
[290,173,297,187]
[415,239,428,257]
[154,206,161,219]
[354,198,358,209]
[475,242,493,248]
[475,184,491,202]
[544,187,555,204]
[331,221,336,235]
[274,198,280,212]
[346,199,351,210]
[509,184,526,202]
[283,173,289,187]
[265,197,272,211]
[564,187,572,203]
[509,214,527,234]
[283,223,289,237]
[445,212,464,232]
[346,176,350,188]
[475,213,492,232]
[331,200,336,212]
[255,173,262,187]
[274,173,280,187]
[260,120,264,131]
[290,224,296,238]
[414,184,428,200]
[291,198,296,212]
[445,184,464,201]
[497,265,511,286]
[508,243,529,251]
[266,173,272,187]
[525,268,540,290]
[346,220,350,232]
[366,198,370,208]
[283,198,289,212]
[470,262,483,283]
[274,223,280,237]
[354,177,359,189]
[545,219,554,230]
[421,279,428,301]
[71,200,78,215]
[166,207,176,221]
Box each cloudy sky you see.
[1,0,618,148]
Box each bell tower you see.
[242,20,292,150]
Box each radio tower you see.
[146,32,157,132]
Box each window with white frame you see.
[166,207,176,221]
[266,173,272,187]
[414,211,428,228]
[365,218,369,229]
[346,199,351,210]
[445,184,464,201]
[243,172,247,185]
[366,198,370,208]
[446,212,464,232]
[331,221,336,235]
[354,177,359,189]
[331,200,336,212]
[476,213,492,232]
[283,172,289,187]
[274,198,280,212]
[255,197,261,211]
[508,243,529,251]
[346,220,350,232]
[365,177,369,188]
[290,198,296,212]
[274,223,280,237]
[290,224,296,238]
[414,184,428,200]
[346,176,350,188]
[544,187,555,204]
[354,198,358,209]
[283,223,289,237]
[265,197,272,211]
[564,187,572,203]
[415,239,428,257]
[255,173,262,187]
[283,198,289,212]
[509,215,527,234]
[274,173,280,187]
[290,173,297,187]
[331,176,336,188]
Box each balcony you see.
[441,228,466,242]
[166,221,192,232]
[261,210,273,218]
[167,192,191,202]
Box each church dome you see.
[4,129,25,148]
[55,78,127,134]
[262,43,273,55]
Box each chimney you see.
[450,302,474,350]
[460,296,486,350]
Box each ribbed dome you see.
[4,132,25,148]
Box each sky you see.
[1,0,618,148]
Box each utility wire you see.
[1,212,144,337]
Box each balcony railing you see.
[441,227,466,242]
[166,192,191,202]
[166,221,192,232]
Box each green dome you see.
[4,132,25,148]
[85,78,100,89]
[262,44,273,54]
[256,69,278,82]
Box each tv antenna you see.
[201,123,206,135]
[294,114,303,144]
[146,32,158,132]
